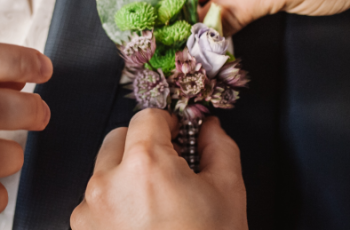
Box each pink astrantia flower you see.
[217,60,249,87]
[183,104,209,121]
[133,68,170,109]
[120,30,156,67]
[170,49,209,98]
[211,85,239,109]
[175,97,209,121]
[175,48,197,75]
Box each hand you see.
[198,0,350,36]
[0,43,53,212]
[71,109,248,230]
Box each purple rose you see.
[187,23,229,78]
[133,68,170,109]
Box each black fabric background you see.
[13,0,350,229]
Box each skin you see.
[198,0,350,36]
[71,1,350,228]
[0,43,52,213]
[2,0,350,226]
[71,109,248,230]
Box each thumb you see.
[198,117,243,182]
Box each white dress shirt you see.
[0,0,55,229]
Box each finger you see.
[123,109,179,159]
[0,43,53,83]
[93,127,128,174]
[0,82,26,91]
[173,142,181,156]
[0,139,24,177]
[198,116,242,179]
[0,183,8,213]
[71,201,93,230]
[0,89,50,130]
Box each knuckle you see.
[28,93,45,129]
[103,127,127,144]
[226,172,246,192]
[18,50,40,79]
[131,108,167,124]
[70,207,84,230]
[0,183,9,213]
[84,175,105,205]
[8,141,24,173]
[124,145,156,174]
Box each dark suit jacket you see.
[13,0,350,229]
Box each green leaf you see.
[96,0,159,45]
[156,0,186,25]
[226,51,236,63]
[182,0,198,25]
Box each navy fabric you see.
[12,0,350,228]
[13,0,135,229]
[275,13,350,230]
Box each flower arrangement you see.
[96,0,248,171]
[97,0,248,121]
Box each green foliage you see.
[182,0,199,25]
[156,0,186,25]
[154,20,191,46]
[97,0,159,45]
[114,2,157,31]
[148,45,177,76]
[226,52,236,63]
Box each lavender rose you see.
[187,23,229,78]
[133,68,170,109]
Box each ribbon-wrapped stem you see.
[178,118,202,173]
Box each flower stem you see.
[147,61,157,71]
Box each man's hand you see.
[198,0,350,36]
[71,109,248,230]
[0,43,53,212]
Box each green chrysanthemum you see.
[157,0,186,25]
[114,2,157,31]
[155,21,191,46]
[147,45,176,76]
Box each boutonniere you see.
[97,0,248,172]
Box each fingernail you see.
[42,101,51,127]
[38,54,53,78]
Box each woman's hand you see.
[71,109,248,230]
[0,43,52,212]
[198,0,350,36]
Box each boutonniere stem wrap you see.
[97,1,249,172]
